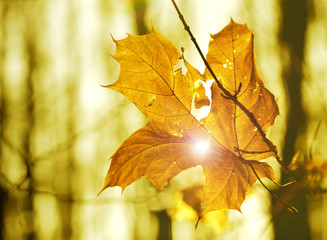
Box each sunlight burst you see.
[193,141,210,156]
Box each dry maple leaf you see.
[100,20,279,216]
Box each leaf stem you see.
[170,0,286,169]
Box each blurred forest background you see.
[1,0,327,239]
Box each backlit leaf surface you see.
[101,20,279,216]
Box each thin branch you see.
[0,133,29,164]
[0,171,158,205]
[234,146,272,155]
[170,0,284,168]
[249,163,298,214]
[309,120,321,161]
[0,171,17,189]
[0,102,126,167]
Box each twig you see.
[0,171,159,205]
[170,0,284,168]
[249,164,298,214]
[309,120,321,161]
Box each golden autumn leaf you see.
[100,20,279,216]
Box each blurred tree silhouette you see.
[0,3,8,239]
[273,0,310,239]
[22,28,37,240]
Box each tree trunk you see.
[273,0,310,239]
[156,210,172,240]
